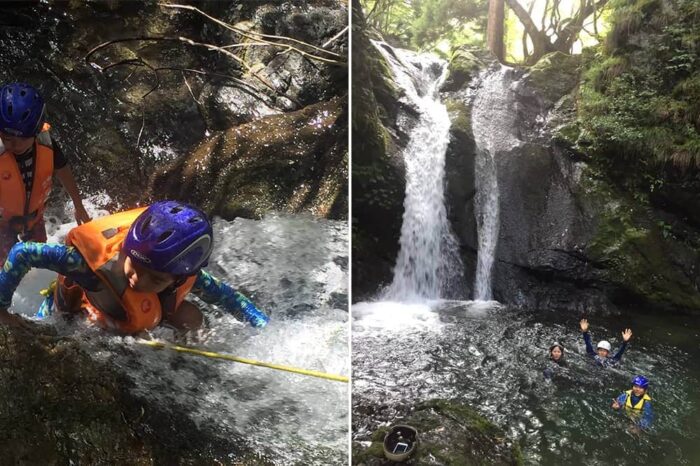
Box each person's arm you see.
[582,332,595,356]
[612,329,632,362]
[0,242,91,323]
[190,270,269,328]
[639,401,653,430]
[611,342,628,362]
[580,319,595,356]
[54,166,90,225]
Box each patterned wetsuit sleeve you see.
[191,270,269,328]
[0,242,90,309]
[583,332,596,356]
[611,341,627,362]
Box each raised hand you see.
[612,398,621,410]
[580,319,589,332]
[622,328,633,342]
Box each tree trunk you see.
[487,0,505,62]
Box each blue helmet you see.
[124,201,213,276]
[0,82,46,137]
[632,375,649,389]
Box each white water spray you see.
[372,41,462,302]
[12,197,348,464]
[471,67,517,300]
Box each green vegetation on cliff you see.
[557,0,700,312]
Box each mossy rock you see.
[354,399,522,465]
[148,97,348,221]
[443,47,488,92]
[0,325,269,464]
[445,98,472,139]
[583,175,700,312]
[523,52,582,107]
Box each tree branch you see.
[160,3,346,64]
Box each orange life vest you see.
[55,207,196,334]
[0,122,54,232]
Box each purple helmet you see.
[0,82,46,137]
[632,375,649,389]
[124,201,213,276]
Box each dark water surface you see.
[352,300,700,465]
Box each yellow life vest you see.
[624,389,651,410]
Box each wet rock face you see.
[352,399,522,465]
[0,325,266,464]
[443,54,613,311]
[351,0,412,301]
[0,1,347,217]
[148,97,347,220]
[444,51,700,314]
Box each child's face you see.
[596,348,610,358]
[551,347,563,361]
[0,132,35,155]
[123,255,176,293]
[632,385,646,397]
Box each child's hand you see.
[580,319,589,332]
[622,328,633,342]
[611,398,621,410]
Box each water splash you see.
[371,41,463,302]
[471,67,518,300]
[13,198,349,464]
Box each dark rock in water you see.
[352,399,522,465]
[148,97,347,220]
[0,324,271,464]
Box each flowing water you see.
[352,57,700,465]
[371,41,463,301]
[353,301,700,465]
[471,67,518,301]
[13,196,349,465]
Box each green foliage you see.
[411,0,487,51]
[361,0,487,51]
[575,0,700,195]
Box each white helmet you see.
[596,340,612,352]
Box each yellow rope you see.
[137,340,349,383]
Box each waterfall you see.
[371,41,462,302]
[471,67,517,300]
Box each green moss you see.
[605,0,661,51]
[584,176,700,310]
[554,121,582,146]
[351,438,386,464]
[571,2,700,315]
[445,98,472,138]
[443,47,486,91]
[524,52,581,106]
[353,399,522,465]
[417,399,501,437]
[577,0,700,173]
